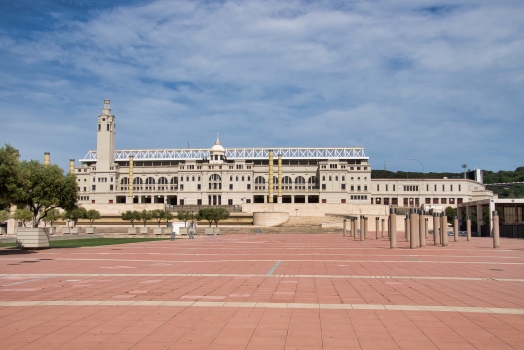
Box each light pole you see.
[462,164,467,179]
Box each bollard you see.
[453,216,459,242]
[466,216,471,241]
[375,217,380,240]
[433,213,440,246]
[441,213,448,247]
[405,215,410,242]
[390,208,397,249]
[419,210,425,248]
[343,219,347,237]
[381,219,385,238]
[410,213,418,249]
[493,211,500,248]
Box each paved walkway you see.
[1,233,523,349]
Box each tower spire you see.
[215,133,220,145]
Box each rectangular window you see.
[341,199,346,203]
[198,176,201,181]
[180,177,183,182]
[322,199,327,203]
[393,185,395,191]
[186,176,189,181]
[342,176,345,181]
[109,199,113,204]
[341,184,346,190]
[229,184,233,190]
[357,186,361,191]
[197,184,201,190]
[377,184,380,191]
[426,184,429,191]
[459,185,461,191]
[192,176,195,181]
[322,184,326,190]
[364,186,367,191]
[242,176,244,181]
[92,200,95,204]
[83,187,86,192]
[247,184,251,189]
[335,176,338,181]
[98,124,101,131]
[450,185,453,191]
[248,176,250,181]
[322,176,325,181]
[106,124,110,131]
[371,198,374,204]
[433,198,439,204]
[351,186,354,191]
[442,185,445,191]
[329,176,332,181]
[110,185,113,191]
[386,184,388,191]
[236,176,238,181]
[92,185,96,191]
[435,184,437,191]
[441,198,447,204]
[180,184,184,190]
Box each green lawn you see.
[0,237,169,248]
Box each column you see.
[489,200,495,237]
[457,206,463,229]
[466,216,471,241]
[493,211,500,248]
[364,217,368,239]
[419,210,425,248]
[360,216,364,241]
[410,212,418,249]
[381,219,385,238]
[418,210,426,248]
[441,212,448,247]
[476,203,482,236]
[390,208,397,249]
[405,215,410,242]
[343,219,347,236]
[268,150,274,203]
[375,217,380,239]
[277,154,282,203]
[433,213,440,246]
[453,216,459,242]
[354,218,359,241]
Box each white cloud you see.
[0,0,522,172]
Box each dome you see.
[210,133,225,153]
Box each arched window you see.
[209,174,222,190]
[120,177,129,185]
[295,176,305,190]
[158,177,168,184]
[308,176,318,190]
[282,176,292,190]
[170,177,178,190]
[145,177,155,184]
[133,178,143,185]
[255,176,265,190]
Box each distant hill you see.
[371,167,524,198]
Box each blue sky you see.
[1,0,523,173]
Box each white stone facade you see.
[73,100,492,209]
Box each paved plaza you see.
[1,232,524,349]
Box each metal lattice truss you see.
[80,147,367,162]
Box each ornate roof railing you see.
[80,147,367,162]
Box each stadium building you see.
[72,100,492,210]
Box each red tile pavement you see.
[0,232,523,349]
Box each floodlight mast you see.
[462,164,467,179]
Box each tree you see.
[62,207,87,227]
[13,209,33,227]
[139,209,152,227]
[211,207,229,227]
[0,144,21,210]
[164,211,173,226]
[151,209,166,227]
[189,211,202,226]
[122,210,140,227]
[16,160,77,226]
[41,208,61,227]
[176,210,191,227]
[86,209,101,227]
[198,208,229,227]
[0,210,9,222]
[444,206,457,224]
